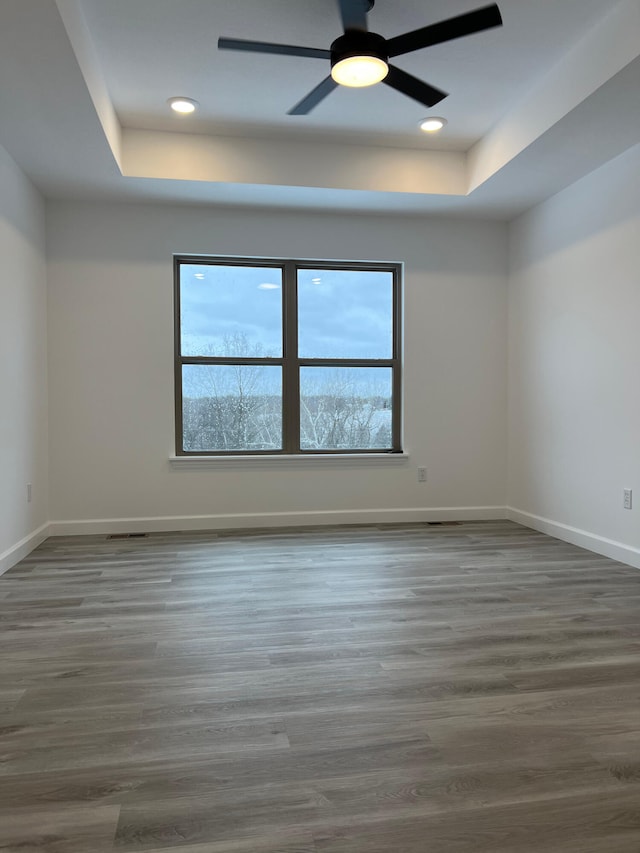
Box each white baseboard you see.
[6,511,638,573]
[0,522,51,577]
[49,506,507,537]
[507,507,640,570]
[6,510,638,575]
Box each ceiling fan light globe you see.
[331,55,389,87]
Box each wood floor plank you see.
[112,831,317,853]
[0,804,121,852]
[311,788,640,852]
[2,520,640,851]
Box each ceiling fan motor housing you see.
[330,31,388,69]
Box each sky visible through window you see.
[180,264,393,364]
[181,264,284,359]
[297,267,393,360]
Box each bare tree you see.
[183,333,281,451]
[183,336,391,451]
[300,370,391,450]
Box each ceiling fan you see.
[218,0,503,115]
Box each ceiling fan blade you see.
[218,37,330,60]
[384,65,448,108]
[386,4,502,58]
[337,0,369,32]
[288,76,339,115]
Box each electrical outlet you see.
[417,467,427,483]
[623,489,633,510]
[26,483,32,503]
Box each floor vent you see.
[107,533,149,540]
[427,521,461,526]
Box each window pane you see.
[180,264,283,357]
[300,367,393,450]
[182,365,282,451]
[298,268,393,359]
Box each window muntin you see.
[175,256,401,455]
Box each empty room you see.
[1,0,639,850]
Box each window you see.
[174,256,402,455]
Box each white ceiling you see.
[1,0,640,218]
[79,0,613,150]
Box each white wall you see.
[508,142,640,566]
[46,201,508,532]
[0,143,48,573]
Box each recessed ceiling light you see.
[258,283,280,290]
[419,117,447,133]
[168,97,199,115]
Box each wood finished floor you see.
[2,521,640,852]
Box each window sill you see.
[169,452,410,470]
